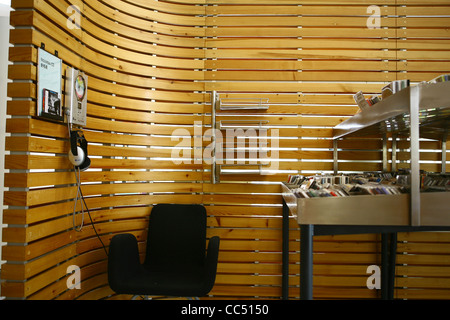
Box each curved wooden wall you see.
[1,0,450,300]
[3,0,208,300]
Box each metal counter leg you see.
[388,233,397,300]
[300,224,314,300]
[282,200,289,300]
[381,233,388,300]
[381,233,397,300]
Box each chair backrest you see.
[144,204,207,270]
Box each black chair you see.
[108,204,220,299]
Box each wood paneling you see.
[1,0,449,300]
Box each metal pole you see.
[381,232,398,300]
[211,91,217,184]
[392,134,397,172]
[282,200,289,300]
[382,133,388,172]
[300,224,314,300]
[388,233,398,300]
[381,233,389,300]
[333,139,338,174]
[409,85,421,226]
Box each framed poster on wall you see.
[37,47,63,121]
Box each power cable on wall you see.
[69,127,108,257]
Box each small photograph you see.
[43,88,61,116]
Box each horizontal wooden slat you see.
[206,4,396,15]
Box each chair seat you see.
[113,266,210,297]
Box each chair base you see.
[131,295,151,300]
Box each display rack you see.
[281,81,450,300]
[283,81,450,227]
[333,82,450,141]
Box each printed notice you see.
[37,48,63,121]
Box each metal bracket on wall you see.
[218,97,269,111]
[391,133,397,172]
[382,133,388,172]
[211,91,271,184]
[217,119,269,130]
[211,91,218,184]
[333,139,338,174]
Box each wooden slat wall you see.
[391,0,450,299]
[1,0,449,300]
[204,0,450,300]
[2,0,208,300]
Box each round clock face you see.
[74,75,86,100]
